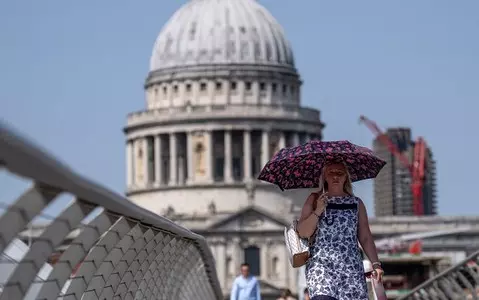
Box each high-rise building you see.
[373,128,437,217]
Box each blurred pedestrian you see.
[277,288,294,300]
[230,263,261,300]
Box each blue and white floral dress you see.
[305,195,368,300]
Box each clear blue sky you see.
[1,0,477,217]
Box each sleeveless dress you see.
[305,195,368,300]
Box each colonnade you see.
[126,129,320,188]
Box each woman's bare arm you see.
[357,199,379,263]
[297,194,320,238]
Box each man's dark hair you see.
[303,287,309,295]
[240,263,250,268]
[281,289,292,297]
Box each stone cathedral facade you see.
[124,0,324,298]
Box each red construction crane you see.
[359,115,427,216]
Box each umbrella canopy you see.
[258,140,386,190]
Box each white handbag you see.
[284,219,313,268]
[284,192,320,268]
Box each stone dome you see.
[149,0,295,71]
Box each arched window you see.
[244,246,261,276]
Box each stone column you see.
[154,135,162,185]
[207,81,214,111]
[233,237,243,271]
[239,81,246,104]
[169,132,177,185]
[224,130,233,183]
[243,130,252,181]
[133,140,139,184]
[187,131,194,184]
[143,138,149,185]
[260,242,268,279]
[167,85,173,108]
[254,82,260,104]
[126,140,133,187]
[225,79,231,105]
[292,132,300,146]
[278,131,286,149]
[261,130,269,168]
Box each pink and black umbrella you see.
[257,140,386,190]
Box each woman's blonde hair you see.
[318,161,354,196]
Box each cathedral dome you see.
[149,0,295,71]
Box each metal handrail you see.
[398,249,479,300]
[0,121,223,299]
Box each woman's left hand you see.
[373,267,384,282]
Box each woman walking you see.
[258,140,386,300]
[296,161,384,300]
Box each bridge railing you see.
[0,122,223,300]
[398,249,479,300]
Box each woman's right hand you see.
[314,193,328,215]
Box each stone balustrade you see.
[126,104,321,127]
[0,122,222,300]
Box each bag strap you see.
[308,192,320,246]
